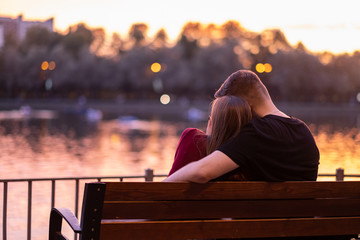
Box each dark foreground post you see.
[145,168,154,182]
[336,168,345,181]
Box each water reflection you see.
[315,124,360,174]
[0,112,359,179]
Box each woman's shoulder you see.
[181,128,206,137]
[182,127,205,135]
[179,128,207,142]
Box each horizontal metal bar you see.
[1,174,359,183]
[0,174,168,182]
[318,174,360,177]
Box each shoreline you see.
[0,98,359,117]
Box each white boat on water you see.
[117,116,157,131]
[0,105,58,120]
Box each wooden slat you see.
[103,181,360,201]
[102,198,360,219]
[100,217,360,240]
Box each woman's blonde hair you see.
[206,95,252,155]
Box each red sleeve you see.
[168,128,207,176]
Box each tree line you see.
[0,20,359,103]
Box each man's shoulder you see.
[237,115,313,142]
[249,115,308,129]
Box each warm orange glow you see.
[264,63,272,73]
[255,63,265,73]
[110,133,121,143]
[151,62,161,73]
[233,46,242,55]
[250,46,260,55]
[41,61,49,70]
[49,61,56,70]
[314,127,360,178]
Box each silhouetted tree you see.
[152,28,168,48]
[24,26,54,47]
[221,20,244,42]
[128,23,149,48]
[90,28,106,55]
[62,23,93,58]
[0,19,360,102]
[110,33,125,56]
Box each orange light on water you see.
[255,63,265,73]
[151,62,161,73]
[41,61,49,70]
[315,128,360,177]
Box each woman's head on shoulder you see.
[206,95,252,154]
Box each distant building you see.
[0,14,54,48]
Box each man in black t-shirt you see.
[164,70,319,183]
[217,115,319,181]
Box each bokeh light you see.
[255,63,265,73]
[356,92,360,103]
[256,63,272,73]
[45,78,53,90]
[151,62,161,73]
[160,94,170,105]
[41,61,49,70]
[49,61,56,70]
[264,63,272,73]
[233,46,242,55]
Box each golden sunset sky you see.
[1,0,360,54]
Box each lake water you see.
[0,105,360,239]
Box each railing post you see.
[74,179,80,240]
[336,168,344,181]
[3,182,8,240]
[27,180,32,240]
[75,179,80,218]
[51,180,55,209]
[145,169,154,182]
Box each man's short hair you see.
[214,70,270,104]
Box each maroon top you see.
[168,128,247,181]
[168,128,207,176]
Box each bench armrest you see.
[49,207,81,240]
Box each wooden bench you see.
[49,181,360,240]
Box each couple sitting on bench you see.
[165,69,319,183]
[49,70,359,240]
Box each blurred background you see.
[1,0,359,175]
[0,0,360,102]
[0,0,360,239]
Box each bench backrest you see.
[78,181,360,240]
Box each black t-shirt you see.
[217,115,320,181]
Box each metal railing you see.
[1,169,167,240]
[318,168,360,181]
[1,168,360,240]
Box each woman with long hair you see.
[168,95,252,180]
